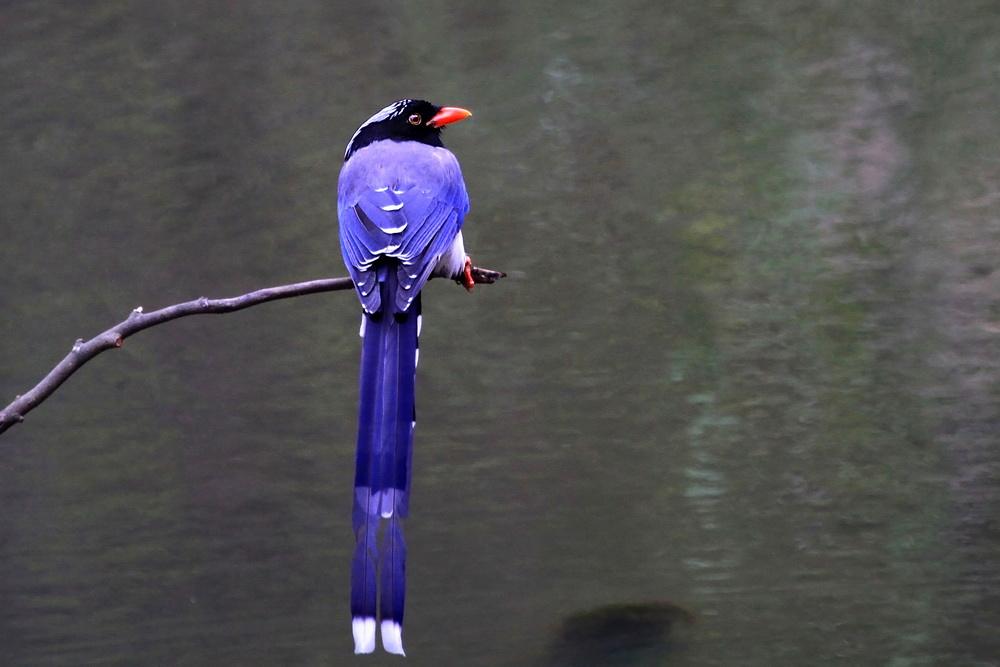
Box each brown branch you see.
[0,267,505,436]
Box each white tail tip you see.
[353,617,376,654]
[381,620,406,656]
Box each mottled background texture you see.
[1,2,998,665]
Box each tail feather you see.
[350,526,377,654]
[351,266,418,654]
[390,301,419,519]
[350,309,382,654]
[379,516,407,655]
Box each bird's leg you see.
[461,256,475,291]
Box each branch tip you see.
[468,267,507,285]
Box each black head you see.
[344,99,471,161]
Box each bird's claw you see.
[461,256,475,292]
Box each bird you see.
[336,99,474,655]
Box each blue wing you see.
[337,141,470,314]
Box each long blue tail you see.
[351,267,418,656]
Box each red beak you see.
[428,106,472,128]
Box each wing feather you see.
[338,142,468,313]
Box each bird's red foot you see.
[462,256,475,291]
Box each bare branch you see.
[0,268,505,436]
[466,266,506,285]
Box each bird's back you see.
[337,139,470,314]
[337,140,469,214]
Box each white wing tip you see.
[353,617,377,654]
[381,620,406,656]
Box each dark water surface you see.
[2,2,999,665]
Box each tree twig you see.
[0,267,506,436]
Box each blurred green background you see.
[1,2,999,665]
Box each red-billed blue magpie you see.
[337,99,474,655]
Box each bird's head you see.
[344,99,472,161]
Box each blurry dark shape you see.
[545,601,695,666]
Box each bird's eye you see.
[408,114,422,125]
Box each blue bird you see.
[337,99,474,655]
